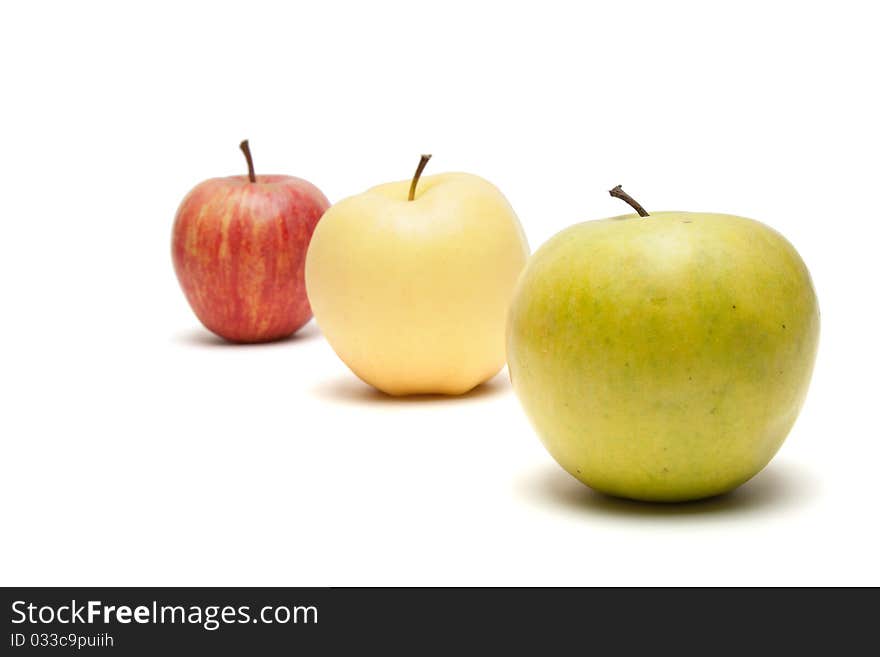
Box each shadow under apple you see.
[311,371,512,405]
[173,319,323,348]
[517,459,819,518]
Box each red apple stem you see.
[609,185,649,217]
[408,154,432,201]
[240,140,257,183]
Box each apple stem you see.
[408,154,432,201]
[609,185,649,217]
[240,140,257,183]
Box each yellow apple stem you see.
[240,140,257,183]
[408,154,433,201]
[609,185,649,217]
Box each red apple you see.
[172,141,329,343]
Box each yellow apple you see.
[306,156,529,395]
[507,187,820,502]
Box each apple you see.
[305,155,529,395]
[507,186,820,502]
[172,141,329,343]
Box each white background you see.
[2,0,878,586]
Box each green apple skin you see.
[507,211,820,502]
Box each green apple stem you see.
[609,185,649,217]
[240,140,257,183]
[408,154,433,201]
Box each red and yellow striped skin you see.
[172,175,329,343]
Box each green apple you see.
[507,187,820,502]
